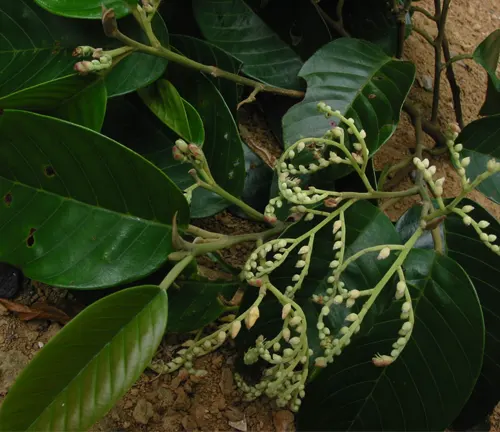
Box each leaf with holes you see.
[138,79,204,145]
[0,110,189,289]
[35,0,132,19]
[298,249,484,431]
[168,280,239,333]
[192,0,304,90]
[0,285,168,431]
[170,34,242,114]
[396,199,500,429]
[49,78,107,131]
[282,38,415,160]
[473,29,500,115]
[455,115,500,204]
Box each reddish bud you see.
[73,61,93,75]
[324,198,339,208]
[264,215,277,224]
[249,279,262,287]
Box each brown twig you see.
[403,101,446,146]
[442,35,465,128]
[310,0,350,37]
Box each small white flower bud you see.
[396,281,406,300]
[391,349,400,358]
[402,322,412,332]
[305,213,314,221]
[345,313,358,322]
[289,337,301,346]
[273,342,281,351]
[434,186,443,196]
[372,354,394,367]
[461,157,471,168]
[272,354,282,363]
[454,143,463,152]
[282,328,291,342]
[289,316,302,326]
[401,302,411,313]
[435,177,445,187]
[488,234,497,243]
[349,289,360,299]
[353,143,363,151]
[360,129,367,139]
[397,337,407,347]
[333,220,342,234]
[422,158,430,168]
[462,205,474,213]
[492,245,499,252]
[458,167,466,176]
[231,320,242,338]
[298,245,310,255]
[487,159,499,173]
[329,260,339,268]
[321,306,330,316]
[480,233,488,241]
[340,326,349,335]
[463,216,472,226]
[377,247,391,260]
[296,260,306,268]
[346,298,355,308]
[292,274,300,282]
[297,142,305,152]
[289,150,295,159]
[245,307,260,329]
[333,241,343,250]
[478,220,490,229]
[282,303,292,319]
[333,295,343,304]
[315,357,327,368]
[428,165,437,175]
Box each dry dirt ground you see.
[0,0,499,431]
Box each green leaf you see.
[168,280,238,333]
[456,115,500,204]
[105,15,170,97]
[0,1,89,99]
[473,29,500,115]
[0,2,168,100]
[443,200,500,428]
[282,38,415,159]
[51,78,107,131]
[0,285,167,431]
[170,34,242,114]
[298,249,484,431]
[0,110,189,288]
[35,0,131,19]
[192,0,304,90]
[138,79,205,145]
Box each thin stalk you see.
[412,26,435,46]
[411,6,438,21]
[310,0,350,37]
[442,53,473,69]
[404,101,446,146]
[111,29,304,99]
[159,255,195,290]
[431,228,444,254]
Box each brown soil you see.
[0,1,499,431]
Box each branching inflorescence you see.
[148,102,500,412]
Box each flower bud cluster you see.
[445,139,473,187]
[264,196,283,223]
[237,305,309,412]
[459,206,499,254]
[172,139,205,164]
[413,157,445,197]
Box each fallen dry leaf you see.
[0,299,71,324]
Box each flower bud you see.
[289,150,296,159]
[298,245,310,255]
[401,322,412,333]
[401,302,411,313]
[480,233,488,242]
[297,142,305,152]
[345,313,358,322]
[74,60,94,75]
[289,316,302,326]
[435,177,445,188]
[231,320,242,338]
[346,298,355,308]
[289,337,301,346]
[282,328,291,341]
[377,247,391,260]
[218,331,227,343]
[478,220,490,229]
[329,260,339,268]
[360,129,367,139]
[492,245,499,253]
[395,281,406,300]
[333,241,343,250]
[454,143,463,152]
[463,216,472,226]
[315,357,327,368]
[372,354,394,367]
[333,220,342,234]
[487,159,499,173]
[321,306,330,315]
[296,260,306,268]
[353,143,363,151]
[175,139,188,152]
[461,157,471,168]
[488,234,497,243]
[282,303,292,319]
[333,295,343,304]
[245,307,260,329]
[292,274,300,282]
[462,205,474,213]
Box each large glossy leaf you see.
[192,0,304,90]
[170,35,242,113]
[139,79,205,145]
[0,285,168,431]
[0,2,168,100]
[35,0,132,19]
[105,14,170,97]
[50,78,107,131]
[473,29,500,115]
[456,115,500,204]
[443,201,500,428]
[0,110,189,288]
[282,38,415,156]
[396,199,500,429]
[298,249,484,431]
[168,280,238,333]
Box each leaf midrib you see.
[1,175,173,229]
